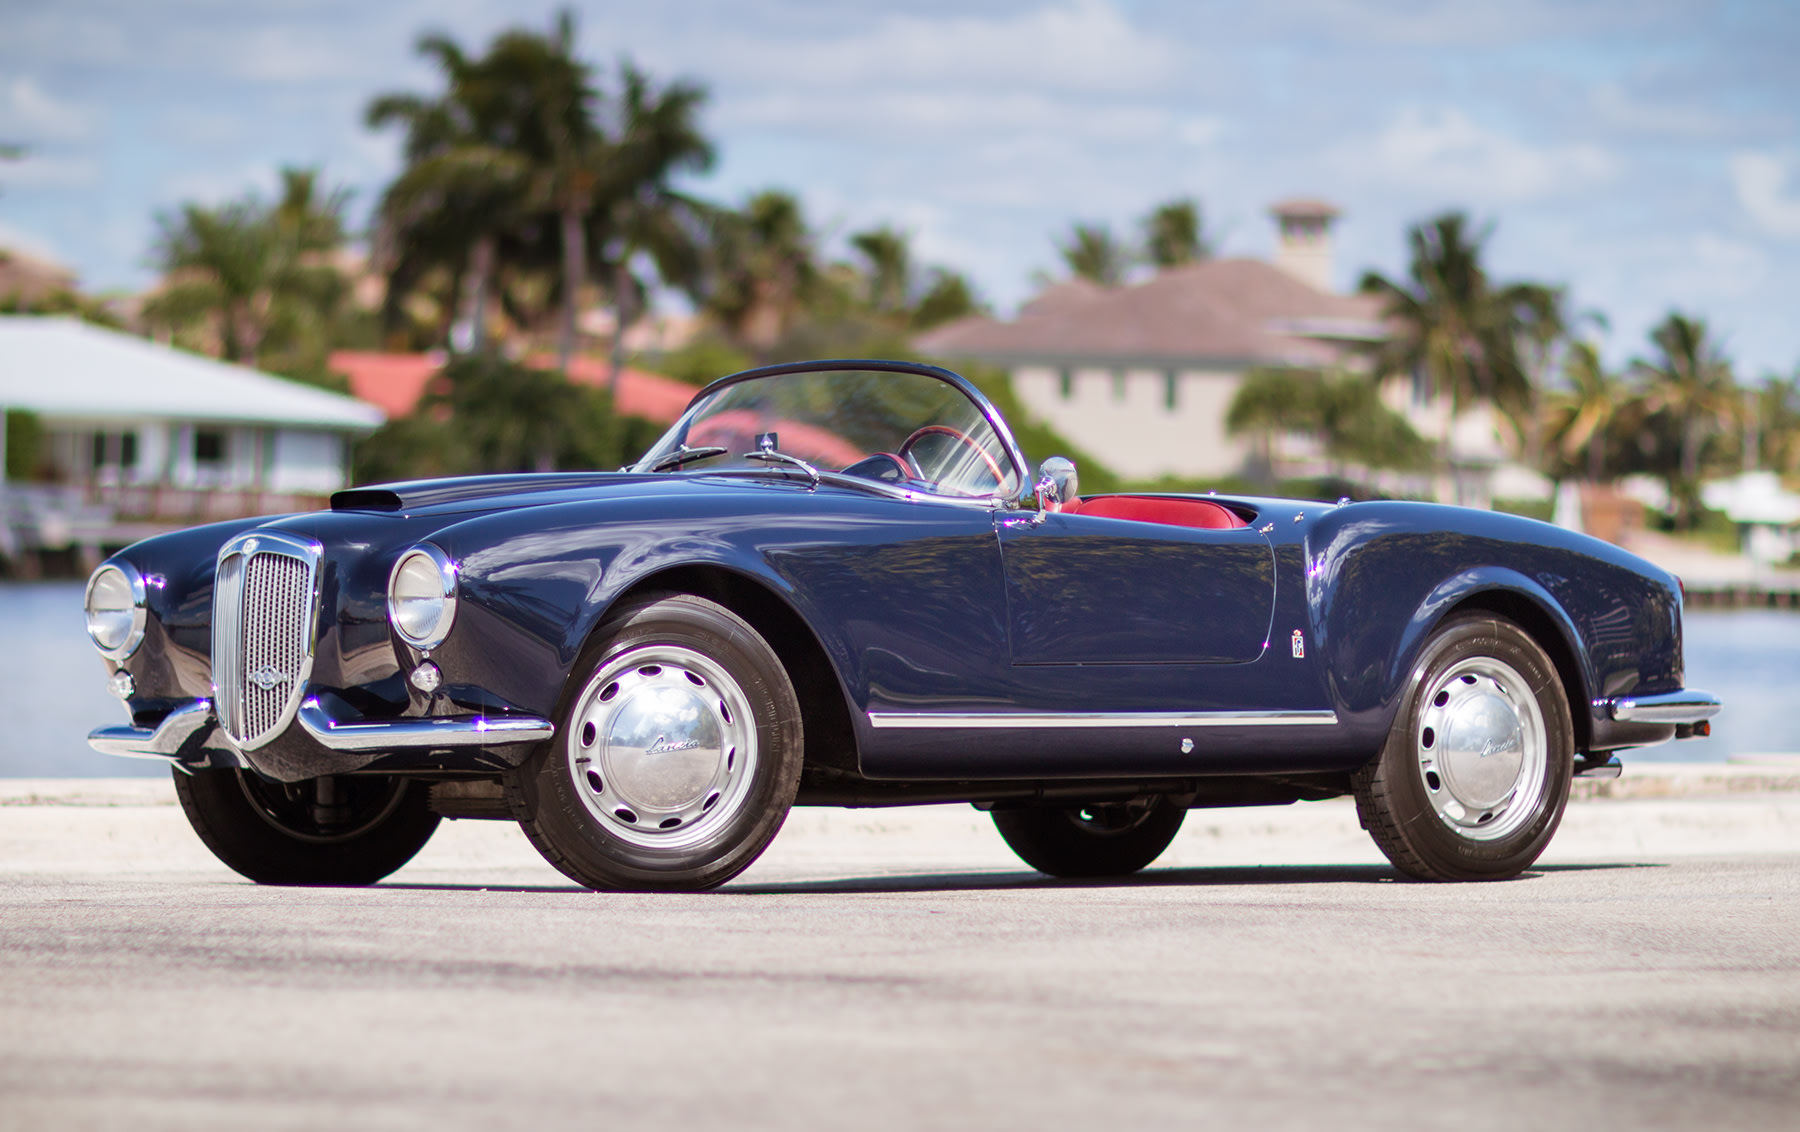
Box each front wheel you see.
[1352,613,1574,881]
[514,593,803,892]
[172,767,440,885]
[992,796,1186,878]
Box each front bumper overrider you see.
[88,695,554,772]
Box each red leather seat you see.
[1062,495,1247,530]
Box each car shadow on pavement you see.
[376,861,1662,897]
[724,860,1660,895]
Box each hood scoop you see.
[331,472,650,513]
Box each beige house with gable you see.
[918,199,1535,505]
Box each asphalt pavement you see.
[2,775,1797,1131]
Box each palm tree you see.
[367,33,533,353]
[704,191,819,355]
[368,12,599,360]
[1546,341,1625,483]
[1634,311,1737,524]
[850,225,911,314]
[142,168,349,369]
[1057,222,1128,286]
[586,61,714,387]
[1359,213,1563,470]
[1142,198,1209,268]
[1227,366,1429,481]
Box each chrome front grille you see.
[213,533,321,749]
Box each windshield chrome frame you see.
[638,359,1032,507]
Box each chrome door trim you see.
[866,709,1338,730]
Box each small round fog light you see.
[410,662,442,694]
[107,670,136,701]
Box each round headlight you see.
[388,545,457,649]
[84,562,146,660]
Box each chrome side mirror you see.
[1035,457,1078,515]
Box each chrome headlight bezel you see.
[84,560,148,661]
[387,544,458,650]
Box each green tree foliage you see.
[1542,341,1627,482]
[367,10,712,370]
[1751,374,1800,478]
[1142,198,1209,268]
[354,354,662,483]
[4,409,44,481]
[1632,311,1738,525]
[1359,212,1564,435]
[1056,222,1129,287]
[1226,366,1431,477]
[141,168,351,382]
[0,284,126,329]
[702,190,821,353]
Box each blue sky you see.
[2,0,1797,376]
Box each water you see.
[1,583,1791,777]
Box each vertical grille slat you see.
[212,539,318,749]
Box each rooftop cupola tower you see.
[1270,198,1341,292]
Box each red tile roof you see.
[328,351,698,425]
[916,258,1385,369]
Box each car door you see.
[996,510,1276,665]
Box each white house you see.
[0,316,382,563]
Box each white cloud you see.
[713,0,1178,95]
[722,89,1177,145]
[1730,151,1800,238]
[1337,106,1618,204]
[0,77,95,141]
[0,152,100,190]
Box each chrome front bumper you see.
[1605,689,1722,724]
[88,696,554,766]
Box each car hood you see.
[330,471,674,517]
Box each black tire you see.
[992,796,1186,878]
[1352,613,1574,881]
[512,593,804,892]
[172,767,440,886]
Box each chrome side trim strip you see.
[296,697,554,752]
[1606,689,1722,724]
[88,699,216,760]
[867,710,1338,730]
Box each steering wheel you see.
[898,425,1008,493]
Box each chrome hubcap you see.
[1415,656,1547,841]
[568,645,756,851]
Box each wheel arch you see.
[1415,574,1594,754]
[592,564,862,776]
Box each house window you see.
[1058,369,1073,399]
[1164,372,1179,411]
[1111,371,1126,401]
[194,429,226,465]
[90,430,138,470]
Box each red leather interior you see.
[1062,495,1248,530]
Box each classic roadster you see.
[83,360,1719,889]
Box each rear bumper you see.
[1605,689,1722,724]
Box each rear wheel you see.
[1352,613,1573,881]
[992,796,1186,878]
[172,767,439,885]
[513,593,804,892]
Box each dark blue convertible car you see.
[82,360,1720,889]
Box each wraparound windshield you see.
[637,367,1022,498]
